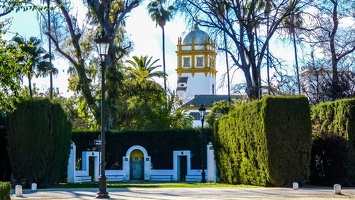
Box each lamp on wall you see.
[95,30,110,199]
[199,104,206,183]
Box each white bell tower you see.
[175,24,217,102]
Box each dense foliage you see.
[0,20,27,112]
[44,0,139,126]
[7,99,72,188]
[214,96,312,186]
[310,98,355,186]
[115,55,192,130]
[0,182,11,200]
[205,100,236,129]
[72,129,212,170]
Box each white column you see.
[207,142,216,182]
[15,185,23,197]
[31,183,37,191]
[67,142,76,183]
[94,152,100,181]
[144,156,151,180]
[334,184,341,194]
[122,156,130,180]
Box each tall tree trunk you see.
[293,30,301,95]
[52,0,99,120]
[266,17,270,95]
[255,27,262,99]
[47,0,53,99]
[28,73,32,98]
[223,29,231,102]
[243,68,259,99]
[330,1,339,100]
[162,26,167,91]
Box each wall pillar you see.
[207,142,217,182]
[67,142,76,183]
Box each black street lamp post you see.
[199,104,206,183]
[95,31,110,199]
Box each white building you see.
[68,143,217,183]
[175,23,241,127]
[176,23,217,102]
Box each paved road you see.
[10,186,355,199]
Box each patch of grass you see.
[54,182,260,189]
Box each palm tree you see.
[11,36,56,98]
[147,0,175,91]
[124,55,166,85]
[283,9,303,95]
[122,55,168,129]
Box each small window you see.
[183,57,190,68]
[196,57,203,68]
[189,112,200,120]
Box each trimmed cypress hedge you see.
[7,99,72,188]
[214,96,312,186]
[310,98,355,186]
[72,129,212,170]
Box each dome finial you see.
[194,16,199,30]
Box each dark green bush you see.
[310,98,355,185]
[0,112,11,182]
[310,136,351,186]
[214,96,312,186]
[0,182,11,200]
[7,99,72,188]
[72,129,212,170]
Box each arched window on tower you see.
[212,84,215,95]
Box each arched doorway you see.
[130,149,144,180]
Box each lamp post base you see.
[96,192,110,199]
[201,170,206,183]
[96,176,110,198]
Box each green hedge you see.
[0,112,11,181]
[310,98,355,186]
[0,182,11,200]
[0,129,11,182]
[311,98,355,138]
[214,96,312,186]
[7,99,72,188]
[310,136,351,186]
[72,129,212,170]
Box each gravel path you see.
[10,187,355,199]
